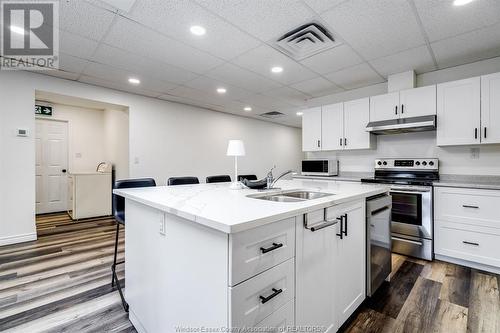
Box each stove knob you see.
[415,161,421,166]
[377,161,382,166]
[429,161,434,166]
[383,161,387,165]
[422,161,427,166]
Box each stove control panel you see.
[375,158,439,170]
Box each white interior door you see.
[36,119,69,214]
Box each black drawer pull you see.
[463,241,479,246]
[259,288,282,304]
[462,205,479,209]
[475,128,478,139]
[343,214,348,236]
[336,216,343,239]
[260,242,283,254]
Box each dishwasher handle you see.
[371,205,391,216]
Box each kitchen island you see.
[114,179,389,333]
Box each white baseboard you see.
[0,232,37,246]
[435,254,500,275]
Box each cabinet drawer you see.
[229,217,295,286]
[435,224,500,268]
[254,300,294,332]
[229,258,294,328]
[434,187,500,229]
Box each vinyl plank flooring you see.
[342,307,396,333]
[440,263,471,308]
[366,260,424,318]
[429,300,468,333]
[467,270,500,333]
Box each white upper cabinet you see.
[344,98,373,150]
[399,85,436,119]
[302,107,322,151]
[437,77,481,146]
[321,103,344,151]
[481,72,500,144]
[369,92,400,122]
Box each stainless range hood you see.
[365,115,436,135]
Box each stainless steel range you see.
[361,158,439,260]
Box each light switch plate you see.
[16,128,29,137]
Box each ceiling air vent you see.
[260,111,285,119]
[274,22,341,60]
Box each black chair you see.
[112,178,156,312]
[238,174,257,181]
[206,175,231,183]
[167,176,200,186]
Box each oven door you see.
[390,187,432,239]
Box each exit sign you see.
[35,105,53,116]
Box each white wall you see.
[306,56,500,176]
[0,70,302,245]
[104,108,130,180]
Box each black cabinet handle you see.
[343,214,348,236]
[395,106,398,115]
[259,288,282,304]
[344,138,347,146]
[463,241,479,246]
[260,242,283,254]
[401,104,404,114]
[475,128,478,139]
[336,216,343,239]
[462,205,479,209]
[340,138,343,146]
[62,169,67,173]
[317,140,321,148]
[484,127,487,139]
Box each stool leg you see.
[111,222,120,287]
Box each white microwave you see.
[301,159,338,176]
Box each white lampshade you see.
[226,140,246,157]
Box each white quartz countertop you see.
[113,179,389,234]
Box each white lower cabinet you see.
[434,186,500,272]
[296,199,366,332]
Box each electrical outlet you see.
[159,214,166,235]
[470,148,480,159]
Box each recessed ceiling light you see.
[244,106,252,112]
[10,25,25,35]
[128,78,141,85]
[190,25,206,36]
[453,0,475,6]
[271,66,283,73]
[216,87,227,94]
[296,111,304,116]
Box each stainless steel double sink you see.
[247,190,335,202]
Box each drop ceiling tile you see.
[86,0,136,13]
[325,63,384,90]
[205,63,282,93]
[158,94,223,110]
[127,0,261,60]
[194,0,315,41]
[59,0,116,40]
[168,85,226,106]
[369,45,436,76]
[300,44,363,74]
[431,23,500,69]
[291,77,344,97]
[60,31,99,59]
[92,44,198,85]
[320,0,426,60]
[303,0,348,13]
[231,44,318,85]
[240,93,295,110]
[103,17,224,74]
[262,87,310,107]
[32,69,80,81]
[58,53,90,74]
[79,75,161,98]
[82,62,178,94]
[183,76,254,100]
[413,0,500,42]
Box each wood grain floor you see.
[1,213,499,332]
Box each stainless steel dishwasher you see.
[366,194,392,297]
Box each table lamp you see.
[226,140,246,190]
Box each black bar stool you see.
[167,176,200,185]
[206,175,231,183]
[112,178,156,312]
[238,174,257,181]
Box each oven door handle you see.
[390,189,429,194]
[391,236,423,246]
